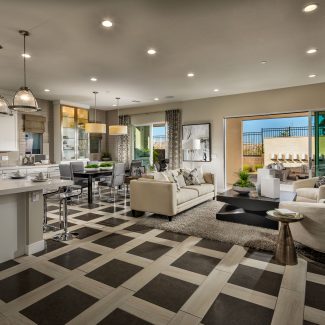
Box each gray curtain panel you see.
[166,109,182,169]
[117,115,132,166]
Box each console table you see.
[216,190,296,229]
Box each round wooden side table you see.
[266,210,304,265]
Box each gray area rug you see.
[136,200,278,252]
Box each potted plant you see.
[99,162,113,170]
[233,170,256,195]
[101,152,112,161]
[85,163,99,172]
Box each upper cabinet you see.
[0,114,18,152]
[61,105,89,161]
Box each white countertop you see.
[0,179,73,196]
[0,164,59,171]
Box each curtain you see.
[117,115,132,166]
[166,109,182,169]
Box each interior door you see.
[315,111,325,176]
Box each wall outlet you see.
[32,192,40,202]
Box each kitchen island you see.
[0,178,72,263]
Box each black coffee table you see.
[216,190,296,229]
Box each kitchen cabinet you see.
[0,114,18,151]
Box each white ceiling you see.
[0,0,324,109]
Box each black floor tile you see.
[245,248,278,264]
[20,285,98,325]
[46,205,59,212]
[172,251,220,275]
[196,238,233,253]
[202,293,273,325]
[98,308,151,325]
[0,259,19,271]
[33,239,67,257]
[304,321,318,325]
[79,203,104,209]
[86,259,142,287]
[307,262,325,276]
[128,242,171,260]
[124,224,152,234]
[49,221,76,229]
[97,217,129,227]
[157,231,189,242]
[49,248,100,270]
[135,274,197,312]
[0,268,53,302]
[99,206,124,213]
[228,264,282,296]
[119,201,131,207]
[93,233,134,249]
[74,212,103,221]
[74,226,102,239]
[305,281,325,311]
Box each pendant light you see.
[109,97,127,135]
[9,30,40,113]
[85,91,106,133]
[0,96,12,116]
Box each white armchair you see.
[293,177,325,203]
[279,201,325,253]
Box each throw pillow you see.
[315,176,325,188]
[170,173,181,191]
[196,166,206,184]
[154,172,169,182]
[181,168,201,186]
[177,173,186,188]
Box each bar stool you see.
[43,188,61,233]
[53,186,82,241]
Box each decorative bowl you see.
[99,167,113,171]
[84,168,99,172]
[232,186,254,195]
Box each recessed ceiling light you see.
[213,89,219,92]
[306,48,318,54]
[187,72,195,77]
[303,3,318,12]
[112,104,117,107]
[261,60,267,64]
[154,97,159,101]
[22,53,31,58]
[90,77,97,82]
[102,20,113,28]
[147,48,156,55]
[308,74,317,78]
[44,89,50,92]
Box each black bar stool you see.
[43,188,61,233]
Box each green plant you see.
[85,163,99,168]
[254,164,264,171]
[233,170,255,188]
[242,164,252,172]
[149,164,156,172]
[153,149,159,163]
[100,162,113,167]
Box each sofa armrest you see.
[130,180,177,216]
[293,177,317,190]
[203,172,217,196]
[318,185,325,201]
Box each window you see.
[25,132,42,154]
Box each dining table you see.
[73,170,113,204]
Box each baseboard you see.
[25,240,45,255]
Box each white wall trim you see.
[25,239,45,255]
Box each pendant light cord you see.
[93,91,98,123]
[23,33,27,88]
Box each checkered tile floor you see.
[0,195,324,324]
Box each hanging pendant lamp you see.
[109,97,127,135]
[0,96,12,116]
[9,30,40,113]
[85,91,106,133]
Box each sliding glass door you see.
[133,123,167,167]
[315,112,325,176]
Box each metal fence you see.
[243,126,325,156]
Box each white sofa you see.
[293,177,325,202]
[130,172,216,220]
[279,201,325,253]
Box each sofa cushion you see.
[296,188,319,201]
[177,188,199,205]
[185,184,214,196]
[181,168,201,185]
